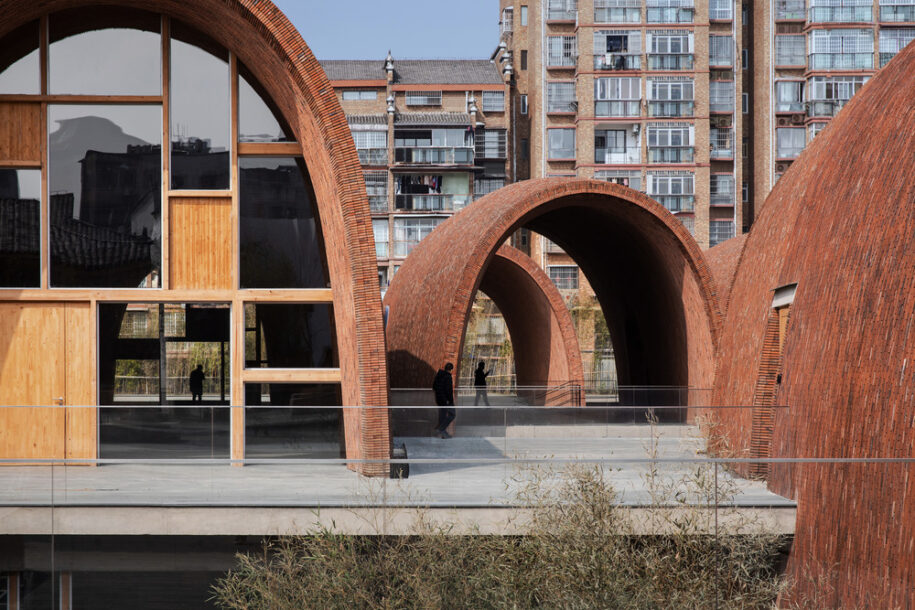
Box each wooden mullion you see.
[229,53,244,461]
[0,94,163,103]
[237,142,302,156]
[167,189,233,198]
[0,288,335,302]
[40,16,48,289]
[161,16,170,290]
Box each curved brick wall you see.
[384,179,720,402]
[479,245,585,401]
[0,1,389,468]
[713,44,915,605]
[704,233,747,317]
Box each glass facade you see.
[244,383,343,459]
[244,303,337,368]
[0,169,41,287]
[0,21,39,94]
[238,64,294,143]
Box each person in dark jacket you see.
[432,362,455,439]
[473,360,491,406]
[189,364,205,403]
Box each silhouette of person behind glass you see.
[189,364,205,403]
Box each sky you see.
[273,0,501,60]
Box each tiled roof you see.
[394,113,472,126]
[347,114,387,126]
[320,59,503,85]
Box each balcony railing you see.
[710,188,735,206]
[648,101,694,117]
[594,5,641,22]
[395,193,467,212]
[880,5,915,21]
[547,54,578,68]
[808,52,874,70]
[594,148,641,164]
[368,196,388,212]
[595,100,641,117]
[808,5,873,21]
[594,54,642,70]
[647,54,694,70]
[648,147,694,163]
[808,99,849,117]
[709,221,736,246]
[776,145,805,158]
[548,7,578,20]
[394,147,474,165]
[709,95,735,113]
[776,100,805,112]
[653,195,695,212]
[358,148,387,165]
[710,129,734,159]
[775,0,806,19]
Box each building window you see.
[520,94,529,114]
[521,49,528,70]
[775,81,804,112]
[475,129,508,158]
[474,176,506,199]
[595,129,639,164]
[405,91,442,106]
[482,90,505,112]
[709,81,735,113]
[593,30,642,70]
[351,128,388,165]
[648,78,695,118]
[742,181,749,202]
[710,174,736,206]
[595,169,642,191]
[647,32,694,69]
[808,0,873,23]
[879,29,915,67]
[709,221,735,246]
[521,5,529,25]
[742,92,749,113]
[775,35,806,66]
[808,29,874,70]
[776,127,805,158]
[647,170,695,212]
[548,265,579,290]
[647,123,693,163]
[393,216,447,257]
[594,76,641,117]
[501,7,514,33]
[547,0,579,20]
[521,138,530,160]
[547,128,576,159]
[647,0,695,23]
[547,81,577,112]
[809,121,828,139]
[364,170,388,212]
[372,219,389,259]
[709,35,734,66]
[547,36,578,67]
[710,0,733,19]
[0,169,41,287]
[807,76,868,117]
[742,136,749,158]
[880,0,915,22]
[342,90,378,100]
[742,48,749,68]
[710,125,734,158]
[775,0,806,19]
[595,0,641,23]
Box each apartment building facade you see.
[321,58,512,291]
[751,0,914,206]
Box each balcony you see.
[647,54,694,70]
[594,0,642,23]
[808,52,874,70]
[595,100,641,117]
[595,148,641,164]
[358,148,387,165]
[394,147,474,165]
[710,129,734,159]
[648,147,694,163]
[808,99,849,117]
[808,5,873,22]
[594,53,641,70]
[880,5,915,21]
[654,195,695,212]
[776,145,805,158]
[775,0,806,19]
[648,101,694,117]
[547,7,578,20]
[395,193,467,212]
[710,184,736,205]
[369,195,388,213]
[776,100,805,113]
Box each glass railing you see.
[808,5,873,21]
[808,99,848,117]
[648,147,694,163]
[776,100,805,112]
[648,101,695,117]
[710,191,735,206]
[1,402,912,607]
[369,195,388,212]
[654,194,695,212]
[595,148,641,164]
[395,193,465,212]
[808,52,874,70]
[594,6,642,22]
[595,100,641,117]
[775,0,806,19]
[647,54,694,70]
[394,147,474,165]
[358,148,387,165]
[594,53,642,70]
[777,145,805,158]
[547,8,578,20]
[880,5,915,21]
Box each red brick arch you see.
[384,179,721,401]
[478,245,585,401]
[0,0,389,468]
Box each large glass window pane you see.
[238,63,293,143]
[98,302,231,459]
[0,21,40,94]
[49,105,162,288]
[0,169,41,287]
[239,157,328,289]
[49,8,161,95]
[170,22,230,190]
[244,383,342,459]
[244,303,336,368]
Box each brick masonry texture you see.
[712,43,915,606]
[0,0,390,474]
[705,233,748,317]
[384,179,722,402]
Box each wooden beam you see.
[237,142,302,156]
[0,94,163,103]
[0,159,41,168]
[0,289,335,302]
[167,189,234,198]
[241,368,342,384]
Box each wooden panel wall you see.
[169,197,233,290]
[0,102,41,164]
[65,302,97,460]
[0,302,66,458]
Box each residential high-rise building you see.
[749,0,914,210]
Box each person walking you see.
[189,364,205,403]
[473,360,491,406]
[432,362,455,439]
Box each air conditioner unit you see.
[775,162,789,173]
[776,116,791,127]
[790,113,805,125]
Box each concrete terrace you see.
[0,425,796,536]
